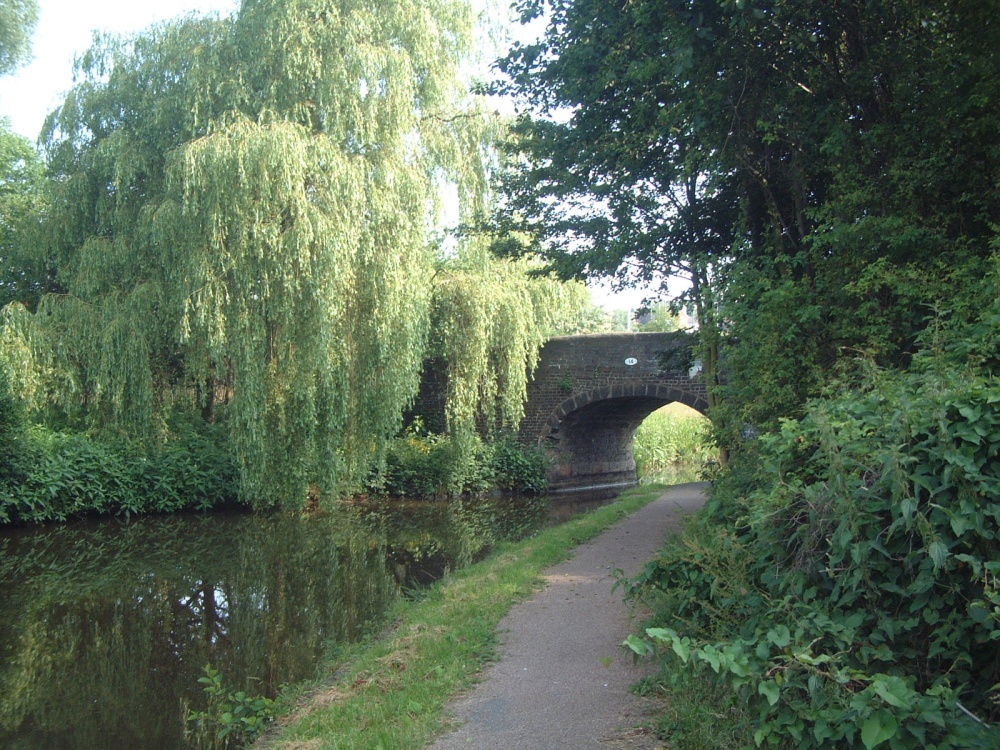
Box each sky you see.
[0,0,239,140]
[0,0,665,312]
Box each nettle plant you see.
[628,348,1000,748]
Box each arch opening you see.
[537,383,709,492]
[632,402,712,486]
[543,396,678,491]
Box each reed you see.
[632,403,713,482]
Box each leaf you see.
[958,404,982,422]
[623,634,652,657]
[671,637,692,663]
[767,625,791,648]
[699,645,722,672]
[861,709,898,749]
[927,540,949,570]
[871,676,912,708]
[758,679,780,706]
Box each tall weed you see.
[633,404,712,479]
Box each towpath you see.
[424,482,707,750]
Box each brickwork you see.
[519,332,708,490]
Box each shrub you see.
[628,348,1000,748]
[8,430,135,521]
[377,430,548,498]
[133,427,239,513]
[1,425,240,524]
[486,435,548,494]
[0,368,28,523]
[380,430,488,498]
[185,665,275,750]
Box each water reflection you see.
[0,492,596,750]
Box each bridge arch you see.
[542,383,707,435]
[518,333,710,491]
[539,384,708,491]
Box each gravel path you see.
[425,483,708,750]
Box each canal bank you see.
[257,483,707,750]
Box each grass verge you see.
[254,482,671,750]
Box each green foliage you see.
[627,321,1000,748]
[185,664,275,750]
[636,302,680,333]
[380,430,488,499]
[0,366,25,505]
[0,0,37,76]
[376,429,547,499]
[1,0,510,507]
[136,427,240,513]
[0,121,48,311]
[632,669,753,750]
[632,405,712,478]
[430,252,604,439]
[486,435,548,495]
[495,0,1000,445]
[1,426,239,524]
[494,2,1000,745]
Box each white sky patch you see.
[588,274,692,314]
[0,0,239,140]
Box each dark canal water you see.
[0,491,621,749]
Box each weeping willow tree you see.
[1,0,507,505]
[429,248,603,437]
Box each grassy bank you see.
[253,483,670,750]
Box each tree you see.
[4,0,504,505]
[0,0,37,76]
[489,0,742,422]
[0,120,46,311]
[429,249,607,438]
[636,303,680,334]
[492,0,1000,439]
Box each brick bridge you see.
[520,332,709,491]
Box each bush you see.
[379,430,488,498]
[377,429,548,498]
[185,665,275,750]
[133,428,239,513]
[0,368,28,523]
[485,435,548,494]
[628,345,1000,748]
[1,425,240,524]
[0,367,25,480]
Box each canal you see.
[0,490,622,749]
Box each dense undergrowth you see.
[0,384,548,524]
[627,314,1000,749]
[0,422,241,525]
[377,428,548,499]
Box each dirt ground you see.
[424,483,708,750]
